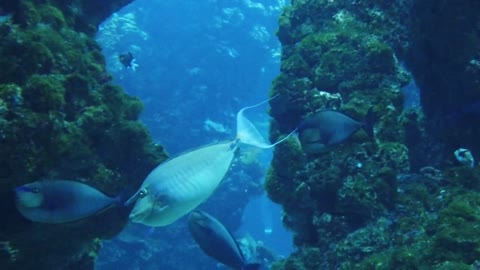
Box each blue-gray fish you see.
[15,180,119,223]
[188,210,260,270]
[298,108,375,153]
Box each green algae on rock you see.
[405,1,480,166]
[266,0,466,269]
[268,1,480,269]
[0,1,167,269]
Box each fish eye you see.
[139,188,148,198]
[32,188,40,193]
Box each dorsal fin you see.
[236,94,296,148]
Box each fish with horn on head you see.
[125,95,296,227]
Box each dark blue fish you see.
[15,180,119,223]
[118,51,138,71]
[118,52,134,68]
[188,211,261,270]
[298,108,375,153]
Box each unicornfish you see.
[188,210,261,270]
[15,180,119,223]
[298,108,375,154]
[126,141,237,226]
[126,95,296,227]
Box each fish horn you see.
[124,189,142,206]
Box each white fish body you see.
[127,94,297,227]
[128,142,236,226]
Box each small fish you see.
[15,180,119,223]
[188,211,261,270]
[298,108,375,153]
[118,52,139,71]
[454,148,475,168]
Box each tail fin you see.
[236,94,296,148]
[363,107,376,138]
[244,263,261,270]
[95,190,131,216]
[113,189,135,208]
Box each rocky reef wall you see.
[0,1,167,269]
[406,0,480,162]
[267,0,480,269]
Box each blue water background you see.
[95,0,293,268]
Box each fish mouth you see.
[129,200,156,223]
[129,210,150,223]
[129,207,149,222]
[128,212,142,222]
[189,210,206,222]
[189,214,210,230]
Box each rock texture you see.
[0,1,167,269]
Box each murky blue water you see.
[95,1,293,269]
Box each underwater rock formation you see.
[0,1,167,269]
[406,1,480,163]
[268,0,480,269]
[267,1,410,267]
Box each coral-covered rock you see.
[268,2,480,267]
[265,0,466,269]
[405,1,480,163]
[0,1,167,269]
